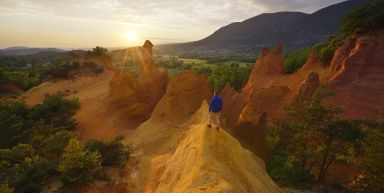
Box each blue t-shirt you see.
[209,96,222,112]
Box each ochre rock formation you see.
[220,84,249,127]
[300,50,323,72]
[296,72,320,99]
[222,43,291,127]
[106,40,168,129]
[235,112,268,161]
[127,102,283,193]
[244,43,284,90]
[328,34,384,119]
[151,71,212,125]
[239,86,290,124]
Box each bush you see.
[85,135,131,166]
[352,121,384,193]
[58,139,101,186]
[284,48,311,74]
[30,94,80,129]
[1,70,40,91]
[0,100,32,148]
[318,47,335,64]
[206,64,252,91]
[341,2,384,36]
[267,86,364,184]
[0,145,51,193]
[44,60,78,79]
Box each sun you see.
[126,31,139,41]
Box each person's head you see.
[214,91,219,96]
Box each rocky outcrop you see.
[234,112,268,161]
[222,43,289,127]
[300,51,323,72]
[328,34,384,119]
[221,84,249,127]
[106,40,168,129]
[151,71,212,125]
[239,86,290,124]
[330,36,357,71]
[245,43,284,90]
[296,72,320,99]
[128,102,283,193]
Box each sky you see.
[0,0,345,49]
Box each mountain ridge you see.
[0,47,67,56]
[158,0,377,54]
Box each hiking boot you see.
[207,124,211,128]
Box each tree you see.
[30,94,80,129]
[91,46,108,56]
[58,139,101,186]
[341,2,384,36]
[85,135,131,166]
[284,48,311,74]
[268,86,364,184]
[353,121,384,193]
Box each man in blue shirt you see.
[208,91,222,129]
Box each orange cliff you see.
[328,33,384,119]
[222,32,384,128]
[106,40,168,129]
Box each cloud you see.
[0,0,345,25]
[0,0,346,47]
[243,0,346,13]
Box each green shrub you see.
[267,86,364,184]
[58,139,101,186]
[30,94,80,129]
[1,70,40,91]
[30,123,74,161]
[206,64,252,91]
[0,145,51,193]
[341,2,384,36]
[0,101,32,148]
[284,48,311,74]
[314,35,344,65]
[44,60,79,79]
[85,135,131,166]
[353,121,384,193]
[318,46,335,64]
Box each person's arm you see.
[209,98,213,112]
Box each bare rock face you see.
[296,72,320,99]
[329,34,384,119]
[330,36,357,71]
[239,86,290,124]
[221,43,290,128]
[106,40,168,129]
[301,51,323,72]
[234,112,268,161]
[245,43,284,90]
[151,71,212,125]
[221,84,249,127]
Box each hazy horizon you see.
[0,0,345,49]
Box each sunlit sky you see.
[0,0,345,49]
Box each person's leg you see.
[207,112,212,127]
[215,112,221,129]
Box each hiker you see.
[208,91,222,129]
